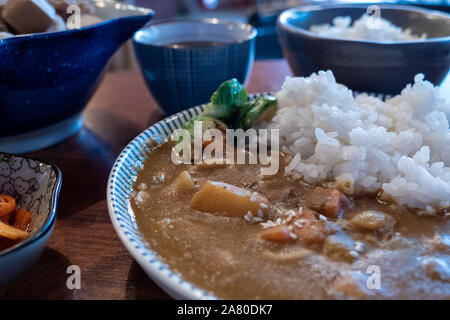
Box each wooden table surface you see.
[0,59,448,300]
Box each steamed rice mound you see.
[309,14,426,42]
[267,70,450,213]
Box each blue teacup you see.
[133,18,257,115]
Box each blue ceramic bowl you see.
[277,4,450,94]
[0,152,61,288]
[133,18,257,115]
[0,0,153,153]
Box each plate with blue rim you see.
[106,91,387,299]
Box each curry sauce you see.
[131,142,450,299]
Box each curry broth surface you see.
[131,142,450,299]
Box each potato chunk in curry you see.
[190,181,268,217]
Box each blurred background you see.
[111,0,450,69]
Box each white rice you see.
[266,70,450,212]
[309,14,426,42]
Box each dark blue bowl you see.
[278,4,450,94]
[134,18,256,115]
[0,1,153,152]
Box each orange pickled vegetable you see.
[12,208,32,231]
[0,221,29,240]
[0,194,32,250]
[0,194,15,217]
[260,209,325,245]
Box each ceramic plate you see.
[107,92,387,299]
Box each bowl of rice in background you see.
[277,4,450,94]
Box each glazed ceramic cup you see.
[133,18,257,115]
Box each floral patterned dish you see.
[0,152,62,287]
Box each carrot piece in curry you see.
[0,194,32,250]
[292,209,325,245]
[260,209,325,245]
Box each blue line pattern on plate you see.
[108,91,385,299]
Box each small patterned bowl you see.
[0,152,62,288]
[133,18,257,115]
